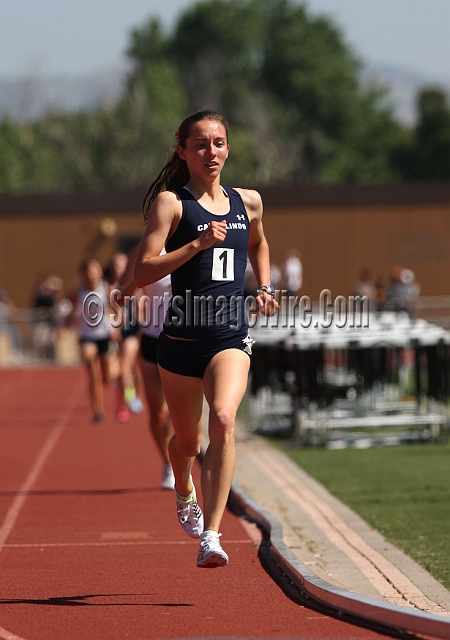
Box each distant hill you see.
[361,62,450,125]
[0,63,449,125]
[0,67,126,122]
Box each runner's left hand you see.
[256,291,279,316]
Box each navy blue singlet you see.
[164,186,250,339]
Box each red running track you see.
[0,367,389,640]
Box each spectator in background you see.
[0,289,22,360]
[34,275,65,314]
[385,266,420,319]
[385,265,404,313]
[374,274,386,312]
[400,268,420,319]
[49,276,73,330]
[281,249,302,296]
[353,267,377,312]
[32,275,64,360]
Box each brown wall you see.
[263,202,450,299]
[0,210,145,307]
[1,188,449,307]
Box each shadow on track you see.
[0,487,159,498]
[0,594,194,607]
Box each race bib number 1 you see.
[212,247,235,281]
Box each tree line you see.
[1,0,450,196]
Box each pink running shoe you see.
[115,407,130,423]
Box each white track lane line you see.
[0,382,83,549]
[0,626,29,640]
[0,381,83,640]
[3,539,252,548]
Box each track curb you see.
[228,477,450,640]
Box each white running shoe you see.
[176,481,204,538]
[197,531,229,568]
[128,397,144,414]
[160,464,175,490]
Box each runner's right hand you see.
[198,220,227,248]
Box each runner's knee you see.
[173,433,202,457]
[209,409,235,444]
[149,405,169,432]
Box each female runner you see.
[134,109,278,567]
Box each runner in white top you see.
[75,259,113,423]
[117,248,175,489]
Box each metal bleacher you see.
[248,309,450,448]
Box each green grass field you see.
[268,437,450,590]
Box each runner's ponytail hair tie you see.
[174,131,179,139]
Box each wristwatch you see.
[257,284,275,297]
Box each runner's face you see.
[178,120,229,180]
[84,260,102,287]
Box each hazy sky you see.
[1,0,450,80]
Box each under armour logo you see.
[242,334,254,355]
[236,214,245,220]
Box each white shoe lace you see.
[177,501,190,524]
[177,498,201,524]
[201,532,222,551]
